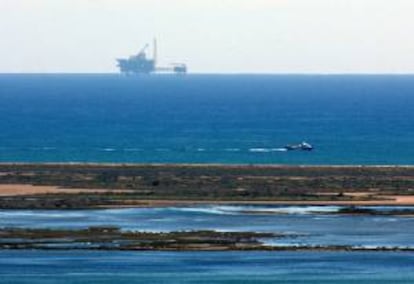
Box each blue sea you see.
[1,74,413,164]
[1,74,414,283]
[1,251,414,284]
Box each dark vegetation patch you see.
[0,227,276,250]
[0,226,412,252]
[0,164,413,209]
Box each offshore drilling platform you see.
[116,39,187,75]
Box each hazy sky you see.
[2,0,414,73]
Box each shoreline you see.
[95,197,414,208]
[0,163,413,209]
[1,162,414,168]
[1,163,413,252]
[2,185,414,206]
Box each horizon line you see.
[2,72,414,76]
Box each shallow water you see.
[1,205,414,248]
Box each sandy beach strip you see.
[1,184,414,206]
[0,184,134,196]
[99,196,414,208]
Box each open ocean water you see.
[1,74,413,164]
[1,251,414,284]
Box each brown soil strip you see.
[0,184,134,197]
[99,195,414,208]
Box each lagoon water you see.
[1,205,414,248]
[1,74,414,164]
[2,204,414,282]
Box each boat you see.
[284,142,313,151]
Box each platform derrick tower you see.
[117,39,187,75]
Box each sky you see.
[1,0,414,74]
